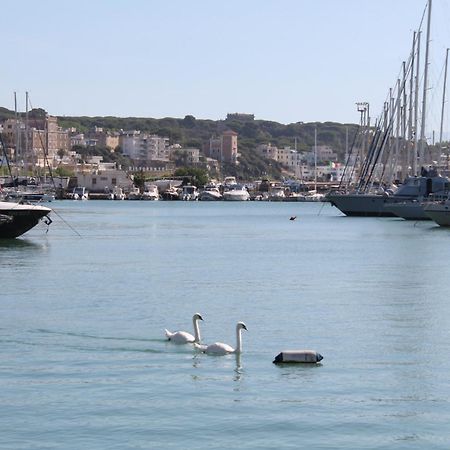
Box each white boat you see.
[0,200,52,238]
[127,187,142,200]
[109,186,126,200]
[68,187,89,200]
[198,184,222,201]
[141,184,159,200]
[222,184,250,201]
[267,185,286,201]
[4,189,55,203]
[179,185,198,201]
[423,199,450,226]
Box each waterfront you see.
[2,201,450,449]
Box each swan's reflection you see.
[190,352,244,384]
[234,353,243,382]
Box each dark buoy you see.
[273,350,323,364]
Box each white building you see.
[120,132,169,161]
[169,145,200,164]
[75,162,134,192]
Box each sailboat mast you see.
[408,32,416,176]
[418,0,432,171]
[439,48,449,145]
[25,91,29,175]
[413,31,421,175]
[314,127,317,191]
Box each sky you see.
[3,0,450,133]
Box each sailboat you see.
[328,0,449,217]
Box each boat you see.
[423,198,450,226]
[222,184,250,201]
[179,185,198,201]
[141,184,159,200]
[4,189,55,203]
[266,185,286,202]
[329,174,449,217]
[127,187,142,200]
[67,187,89,200]
[198,184,222,201]
[329,1,448,217]
[0,200,52,238]
[161,185,180,201]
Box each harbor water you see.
[2,200,450,449]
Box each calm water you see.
[2,200,450,449]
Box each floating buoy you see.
[273,350,323,364]
[289,216,297,221]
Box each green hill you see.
[1,107,358,180]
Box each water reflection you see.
[0,238,43,249]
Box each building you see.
[2,116,69,166]
[226,113,255,121]
[74,161,134,193]
[221,130,238,164]
[119,132,169,162]
[256,143,278,160]
[204,137,222,160]
[204,131,238,164]
[169,145,200,164]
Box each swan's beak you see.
[198,315,204,321]
[243,324,248,331]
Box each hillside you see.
[1,107,359,179]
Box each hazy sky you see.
[3,0,450,131]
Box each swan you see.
[165,313,203,344]
[195,322,247,355]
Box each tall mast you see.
[408,32,416,176]
[314,127,317,191]
[25,91,29,175]
[14,91,18,165]
[418,0,432,171]
[439,48,449,145]
[413,31,421,175]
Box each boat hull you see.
[423,203,450,226]
[383,201,429,220]
[327,193,398,217]
[0,202,51,238]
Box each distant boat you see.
[67,187,89,200]
[222,184,250,201]
[198,184,222,201]
[0,200,51,238]
[141,184,159,200]
[179,185,198,201]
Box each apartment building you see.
[120,132,169,162]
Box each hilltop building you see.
[226,113,254,122]
[204,130,238,164]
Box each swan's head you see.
[237,322,247,331]
[193,313,204,321]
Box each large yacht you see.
[329,174,449,217]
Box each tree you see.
[174,167,209,187]
[182,115,196,128]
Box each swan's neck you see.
[235,326,243,353]
[193,318,201,343]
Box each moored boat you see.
[0,200,52,238]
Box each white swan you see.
[165,313,203,344]
[195,322,247,355]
